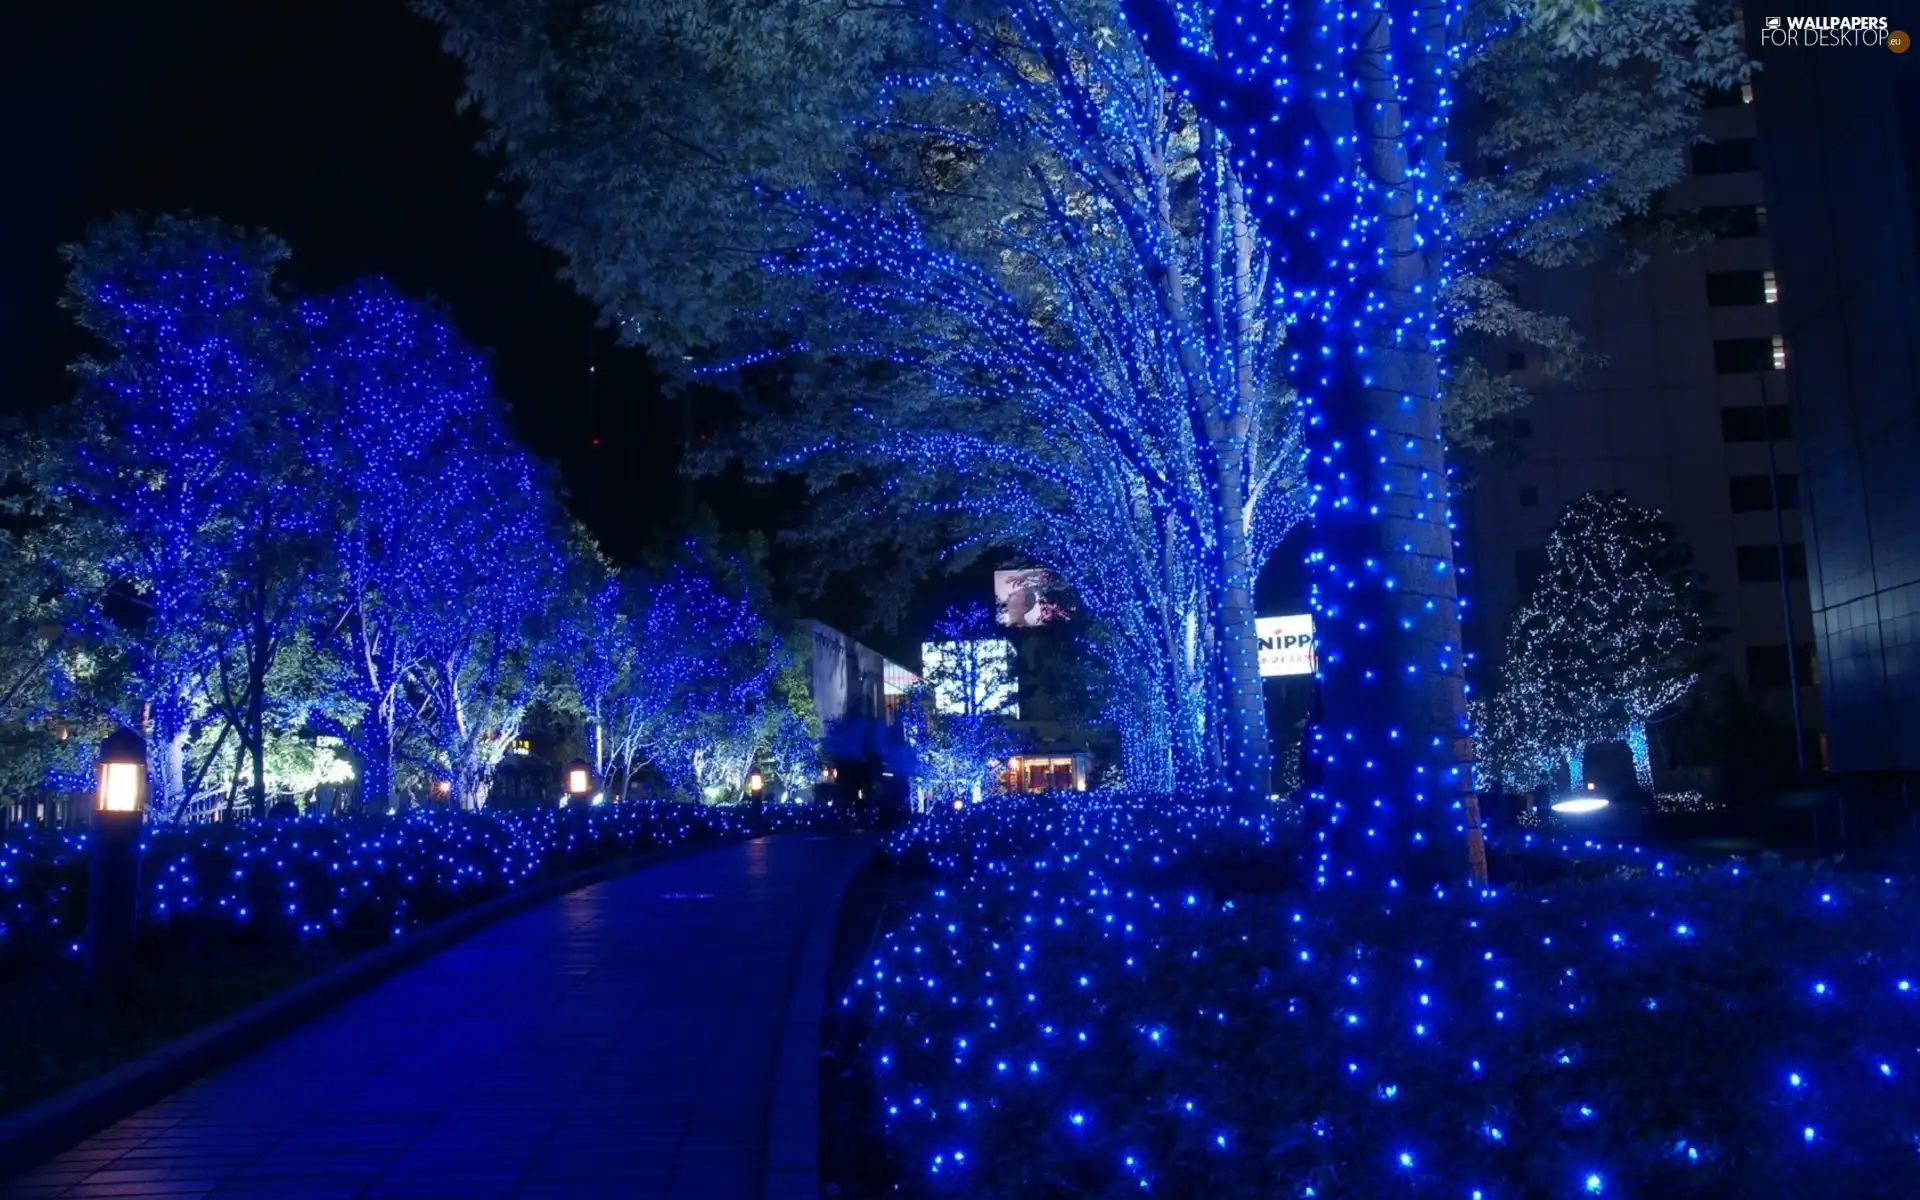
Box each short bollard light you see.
[87,728,149,986]
[564,759,592,804]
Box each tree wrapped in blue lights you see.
[408,448,569,809]
[296,278,554,809]
[761,636,824,795]
[56,214,325,818]
[1112,0,1748,880]
[599,548,786,801]
[429,0,1310,803]
[789,420,1218,793]
[26,223,631,817]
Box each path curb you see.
[0,832,740,1182]
[763,836,878,1200]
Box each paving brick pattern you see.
[2,834,870,1200]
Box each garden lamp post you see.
[87,727,148,986]
[564,759,592,804]
[747,771,764,800]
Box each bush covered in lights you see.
[0,801,837,976]
[847,796,1920,1197]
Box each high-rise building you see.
[1462,59,1824,777]
[1749,10,1920,773]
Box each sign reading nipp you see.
[1256,614,1317,679]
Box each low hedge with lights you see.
[0,801,840,976]
[847,795,1920,1198]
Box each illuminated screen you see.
[921,639,1019,717]
[1256,614,1317,678]
[995,569,1069,627]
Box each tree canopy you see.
[1479,490,1715,792]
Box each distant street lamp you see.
[564,759,592,803]
[748,771,765,798]
[87,728,148,986]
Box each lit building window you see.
[1002,755,1086,793]
[1773,334,1788,369]
[1764,270,1779,304]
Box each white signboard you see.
[921,639,1020,717]
[1256,614,1317,678]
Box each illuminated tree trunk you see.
[1566,744,1585,789]
[158,726,188,819]
[1121,2,1472,883]
[1626,720,1654,791]
[246,607,270,818]
[1209,445,1273,804]
[1307,7,1468,883]
[1171,663,1209,792]
[359,702,396,810]
[1304,340,1469,884]
[149,690,191,819]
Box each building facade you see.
[1463,66,1824,775]
[1749,9,1920,773]
[800,619,917,726]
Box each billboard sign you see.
[921,639,1020,717]
[1256,614,1317,678]
[995,568,1070,627]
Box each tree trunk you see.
[1120,721,1174,794]
[153,697,189,818]
[1298,12,1469,887]
[1170,671,1206,792]
[1119,0,1471,874]
[247,632,268,817]
[1626,720,1654,791]
[359,699,396,810]
[1209,447,1272,806]
[1304,345,1469,885]
[223,746,244,823]
[1566,745,1586,790]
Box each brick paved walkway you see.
[1,834,871,1200]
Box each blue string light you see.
[850,794,1920,1195]
[1,801,840,972]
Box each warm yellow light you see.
[748,772,764,794]
[99,762,142,813]
[567,768,590,795]
[435,780,452,796]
